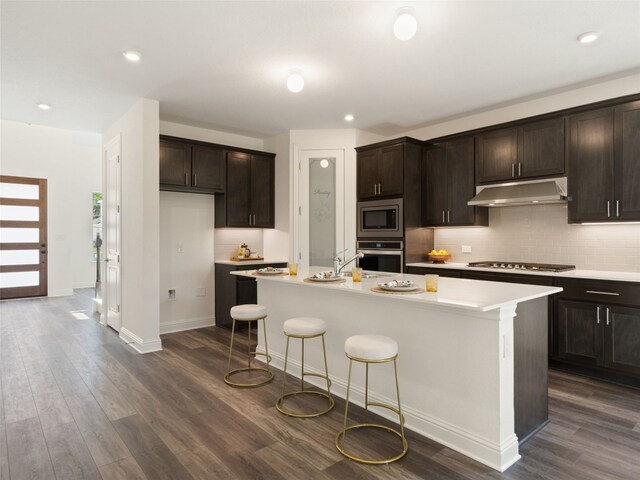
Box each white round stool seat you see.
[230,304,267,320]
[283,317,326,337]
[345,334,398,361]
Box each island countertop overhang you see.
[231,269,562,313]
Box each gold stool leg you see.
[335,356,409,464]
[224,316,274,388]
[276,333,334,418]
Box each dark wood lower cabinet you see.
[557,300,603,366]
[214,262,286,328]
[605,304,640,376]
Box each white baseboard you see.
[259,348,520,472]
[160,316,215,334]
[73,282,95,289]
[49,289,74,297]
[119,327,162,354]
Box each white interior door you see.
[104,136,121,331]
[296,149,345,269]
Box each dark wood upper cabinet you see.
[356,143,404,199]
[475,128,518,183]
[476,119,564,184]
[159,139,191,187]
[567,100,640,223]
[216,151,275,228]
[422,137,487,227]
[614,100,640,220]
[160,136,225,194]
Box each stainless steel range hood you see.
[468,177,568,207]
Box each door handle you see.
[104,258,110,263]
[606,307,610,326]
[596,306,600,324]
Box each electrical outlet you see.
[197,287,206,297]
[462,245,472,253]
[168,289,176,300]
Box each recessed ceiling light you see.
[286,72,304,93]
[344,114,354,122]
[37,103,52,110]
[123,51,142,62]
[577,32,598,44]
[394,9,418,41]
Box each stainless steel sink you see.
[339,271,394,279]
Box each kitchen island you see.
[231,269,561,471]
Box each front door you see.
[104,136,122,331]
[0,176,48,299]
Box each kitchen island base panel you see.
[254,280,528,472]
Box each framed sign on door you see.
[0,175,48,299]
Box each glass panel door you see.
[309,157,336,267]
[0,176,47,299]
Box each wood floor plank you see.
[1,374,38,425]
[65,393,131,467]
[175,447,235,480]
[43,421,102,480]
[112,414,195,480]
[33,390,74,430]
[98,456,147,480]
[5,417,55,480]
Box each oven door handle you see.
[356,249,403,255]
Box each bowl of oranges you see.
[427,249,451,264]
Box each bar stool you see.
[335,334,408,464]
[224,304,273,388]
[276,317,334,417]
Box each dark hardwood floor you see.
[1,289,639,479]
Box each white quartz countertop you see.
[406,262,640,283]
[215,259,287,266]
[231,267,561,313]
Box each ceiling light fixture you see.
[37,103,52,110]
[577,32,598,44]
[394,8,418,41]
[344,114,354,122]
[123,51,142,62]
[286,72,304,93]
[320,159,329,168]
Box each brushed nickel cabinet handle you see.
[616,200,620,217]
[193,173,197,186]
[596,306,600,324]
[511,164,515,177]
[607,200,611,218]
[442,211,445,223]
[374,183,377,195]
[518,162,522,177]
[378,183,382,195]
[253,214,256,225]
[184,173,188,185]
[606,307,610,326]
[447,210,451,223]
[249,214,252,225]
[586,290,620,296]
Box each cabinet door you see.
[159,140,190,186]
[191,145,225,192]
[447,137,477,225]
[518,117,565,178]
[378,145,404,197]
[357,150,379,199]
[567,108,615,223]
[557,300,604,366]
[422,144,447,226]
[475,128,518,183]
[225,151,251,227]
[604,305,640,376]
[250,154,274,228]
[614,101,640,220]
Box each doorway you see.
[104,136,122,331]
[294,149,346,269]
[0,175,48,299]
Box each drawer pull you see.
[585,290,620,296]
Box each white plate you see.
[307,276,343,282]
[256,269,284,275]
[378,284,421,292]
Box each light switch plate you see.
[462,245,472,253]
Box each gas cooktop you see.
[467,261,576,273]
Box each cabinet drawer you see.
[556,278,640,307]
[405,266,461,278]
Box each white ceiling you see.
[2,1,639,137]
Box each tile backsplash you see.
[434,204,640,272]
[214,229,264,260]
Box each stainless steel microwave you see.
[357,198,403,238]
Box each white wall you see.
[263,132,290,261]
[0,120,101,296]
[160,120,265,151]
[434,204,640,272]
[103,98,161,353]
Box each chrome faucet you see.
[333,252,364,274]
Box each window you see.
[92,192,102,261]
